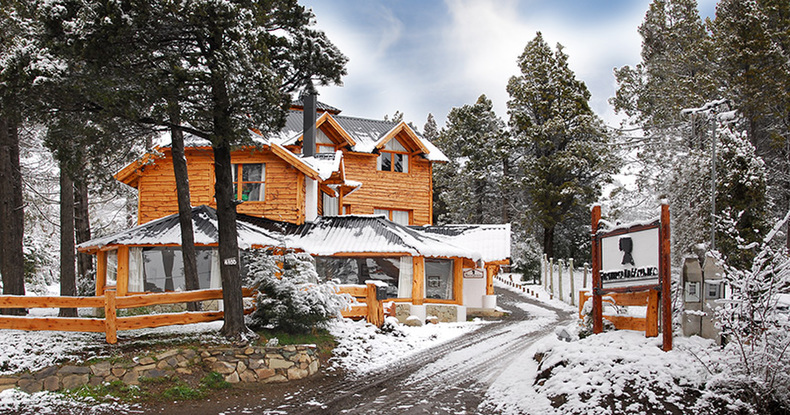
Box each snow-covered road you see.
[167,287,573,415]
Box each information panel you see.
[600,226,659,288]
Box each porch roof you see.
[415,224,511,263]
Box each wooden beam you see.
[116,246,129,297]
[591,205,603,334]
[105,289,117,344]
[485,265,497,296]
[115,289,225,309]
[412,256,425,305]
[0,295,103,309]
[117,311,224,331]
[0,316,105,333]
[270,143,320,180]
[336,285,368,298]
[365,282,384,327]
[95,250,107,297]
[646,290,659,337]
[453,258,464,305]
[660,203,672,351]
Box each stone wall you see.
[0,344,319,394]
[394,303,462,323]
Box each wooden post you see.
[660,204,672,351]
[365,282,384,328]
[591,205,603,334]
[453,258,464,305]
[558,259,564,302]
[95,251,107,297]
[569,258,575,306]
[104,288,117,344]
[646,289,659,337]
[549,258,554,297]
[116,246,129,297]
[543,254,548,289]
[583,263,588,290]
[485,264,495,295]
[412,256,425,306]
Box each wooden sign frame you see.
[591,204,672,351]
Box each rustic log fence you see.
[336,283,386,328]
[0,288,257,344]
[578,290,659,337]
[0,283,386,345]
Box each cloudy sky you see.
[301,0,718,130]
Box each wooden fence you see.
[579,290,659,337]
[336,283,386,328]
[0,288,256,344]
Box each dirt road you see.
[153,288,574,414]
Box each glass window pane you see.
[242,164,263,182]
[379,153,391,171]
[402,155,409,173]
[393,154,403,172]
[107,250,118,286]
[374,208,389,218]
[392,210,409,225]
[242,183,263,201]
[425,259,454,300]
[387,138,407,152]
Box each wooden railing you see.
[0,288,256,344]
[579,290,659,337]
[336,283,385,328]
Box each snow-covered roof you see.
[277,110,449,162]
[300,151,343,181]
[79,206,486,262]
[416,224,511,263]
[76,206,283,252]
[282,215,480,260]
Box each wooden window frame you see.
[378,150,409,173]
[232,163,265,202]
[374,207,412,225]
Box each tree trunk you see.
[501,157,510,223]
[474,178,486,223]
[170,103,200,311]
[0,116,26,315]
[74,178,93,293]
[214,142,246,339]
[543,225,555,260]
[59,164,77,317]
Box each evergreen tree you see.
[507,32,614,259]
[710,0,790,247]
[39,0,347,339]
[435,95,509,224]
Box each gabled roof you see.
[277,111,449,162]
[416,224,511,263]
[76,206,283,253]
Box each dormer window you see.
[232,163,265,202]
[377,138,409,173]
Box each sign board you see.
[600,226,659,288]
[463,268,484,279]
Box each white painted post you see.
[549,258,554,297]
[542,254,548,289]
[558,259,564,302]
[569,258,575,306]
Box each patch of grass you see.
[255,328,335,348]
[200,371,231,390]
[70,380,146,402]
[162,384,204,400]
[139,375,173,385]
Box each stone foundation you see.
[394,303,464,323]
[0,344,319,394]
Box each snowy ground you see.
[0,276,732,414]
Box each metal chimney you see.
[302,92,317,157]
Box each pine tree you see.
[39,0,348,339]
[710,0,790,248]
[507,32,614,259]
[434,95,509,224]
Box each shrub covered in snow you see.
[245,250,350,334]
[707,212,790,413]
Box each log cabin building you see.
[78,96,509,322]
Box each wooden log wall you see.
[342,141,433,225]
[135,147,304,225]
